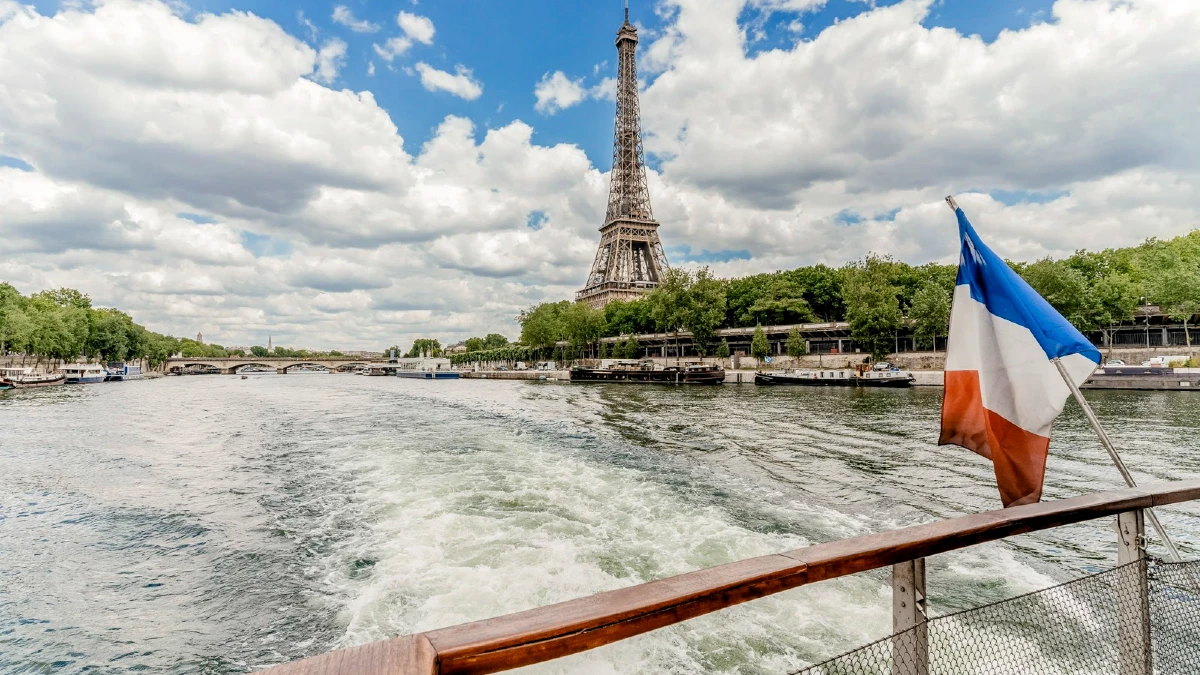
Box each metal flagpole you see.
[945,195,1183,561]
[1053,358,1183,562]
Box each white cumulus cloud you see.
[534,71,588,114]
[331,5,379,33]
[313,38,347,84]
[414,63,483,100]
[372,36,412,62]
[397,11,434,44]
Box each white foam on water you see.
[310,416,894,673]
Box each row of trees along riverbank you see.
[492,231,1200,362]
[0,283,351,369]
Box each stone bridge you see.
[164,357,373,374]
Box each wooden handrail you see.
[261,481,1200,675]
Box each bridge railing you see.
[260,481,1200,675]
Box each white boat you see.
[58,364,108,384]
[105,362,144,381]
[1,366,66,389]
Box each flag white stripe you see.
[946,284,1096,437]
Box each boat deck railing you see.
[262,481,1200,675]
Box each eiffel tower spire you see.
[576,2,669,308]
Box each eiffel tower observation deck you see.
[576,3,670,309]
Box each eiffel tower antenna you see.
[576,1,669,308]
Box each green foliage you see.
[603,299,654,336]
[1020,258,1091,327]
[561,302,606,351]
[382,345,402,359]
[179,338,229,358]
[909,282,952,350]
[623,335,641,359]
[599,341,611,359]
[844,254,903,361]
[1148,261,1200,346]
[751,324,770,360]
[406,338,442,358]
[645,266,727,355]
[749,276,815,326]
[462,334,508,352]
[519,301,569,350]
[647,268,691,334]
[250,345,270,357]
[716,338,731,359]
[786,326,807,357]
[448,344,536,367]
[684,268,727,355]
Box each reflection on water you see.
[1,377,1198,674]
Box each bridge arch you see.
[162,357,378,375]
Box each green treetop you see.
[751,324,770,360]
[909,282,952,350]
[843,254,903,361]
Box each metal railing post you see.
[892,558,928,675]
[1116,510,1151,675]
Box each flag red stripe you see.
[940,370,1050,507]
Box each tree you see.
[623,335,641,359]
[88,308,134,361]
[562,302,606,358]
[1088,272,1140,352]
[684,267,727,356]
[716,338,731,359]
[1149,264,1200,347]
[909,282,952,350]
[406,339,442,358]
[603,298,654,336]
[519,301,569,354]
[786,326,807,357]
[464,337,485,353]
[792,264,846,322]
[751,324,770,360]
[483,333,509,349]
[0,283,31,354]
[34,288,92,310]
[1021,258,1090,329]
[748,276,814,326]
[843,254,903,361]
[250,345,269,357]
[648,268,691,336]
[599,341,610,359]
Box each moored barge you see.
[755,363,914,388]
[0,367,66,389]
[570,361,725,385]
[1082,363,1200,391]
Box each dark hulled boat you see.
[0,367,66,389]
[755,365,914,388]
[570,361,725,385]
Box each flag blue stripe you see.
[955,208,1101,364]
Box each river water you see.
[2,375,1198,674]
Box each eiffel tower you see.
[575,2,669,309]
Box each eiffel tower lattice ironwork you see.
[576,3,669,308]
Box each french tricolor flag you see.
[939,205,1101,507]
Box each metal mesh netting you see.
[793,560,1200,675]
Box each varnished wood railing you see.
[262,481,1200,675]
